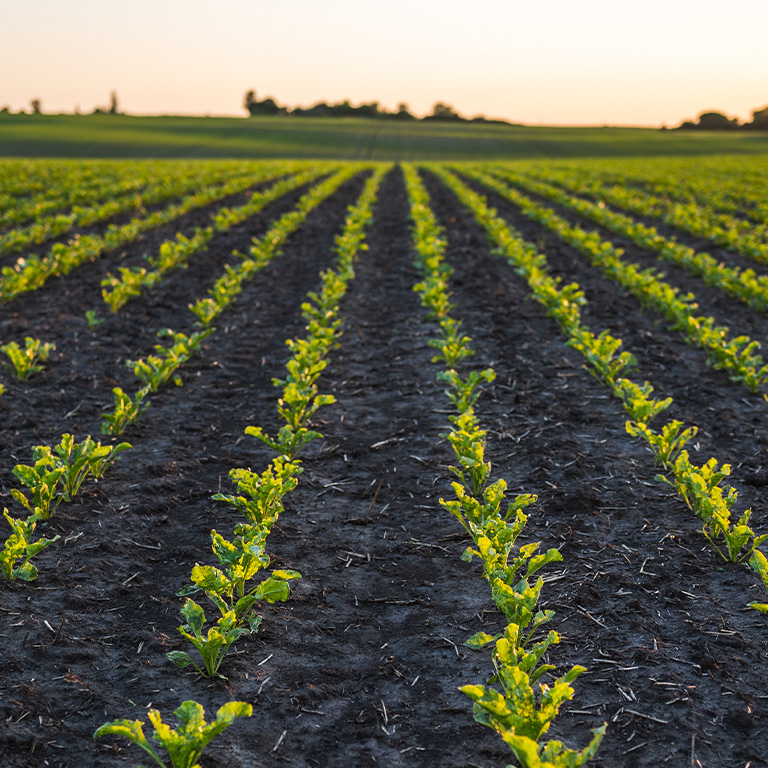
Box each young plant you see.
[437,367,496,413]
[48,434,132,497]
[429,317,476,367]
[127,328,213,392]
[11,453,66,520]
[749,550,768,614]
[101,386,150,435]
[446,410,493,496]
[166,599,249,679]
[1,337,55,380]
[94,699,252,768]
[665,452,767,563]
[626,419,697,469]
[567,328,636,387]
[212,457,301,529]
[246,423,324,461]
[1,511,60,581]
[85,309,104,331]
[462,656,607,768]
[614,378,672,425]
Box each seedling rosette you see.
[749,550,768,613]
[1,511,60,581]
[1,337,55,380]
[94,699,251,768]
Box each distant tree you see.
[257,97,282,115]
[426,102,461,121]
[746,105,768,130]
[244,89,257,116]
[675,110,739,130]
[697,111,739,130]
[30,99,42,115]
[245,89,285,116]
[394,102,415,120]
[0,106,9,115]
[109,91,119,115]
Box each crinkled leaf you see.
[464,631,497,649]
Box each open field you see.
[2,114,768,160]
[1,157,768,767]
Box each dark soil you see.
[1,165,767,768]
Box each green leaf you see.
[464,631,498,649]
[256,577,290,603]
[166,650,193,668]
[180,599,206,636]
[93,718,166,768]
[270,568,302,580]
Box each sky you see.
[1,0,766,127]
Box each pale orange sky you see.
[2,0,766,126]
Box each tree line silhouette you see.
[243,90,511,124]
[676,105,768,130]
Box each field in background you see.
[2,113,768,159]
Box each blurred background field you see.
[3,113,768,160]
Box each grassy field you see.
[2,113,768,160]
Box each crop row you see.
[1,165,367,581]
[100,165,330,312]
[0,161,306,302]
[404,162,606,766]
[429,165,768,610]
[0,159,139,212]
[460,167,768,395]
[0,162,259,257]
[0,165,152,230]
[558,156,768,225]
[94,166,388,766]
[526,164,768,263]
[492,167,768,315]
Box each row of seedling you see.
[101,328,213,435]
[0,161,213,256]
[98,167,364,437]
[555,157,768,225]
[1,434,131,581]
[432,165,768,611]
[533,165,768,263]
[100,164,326,312]
[167,164,387,679]
[1,329,208,579]
[91,165,388,768]
[0,161,153,229]
[0,162,290,302]
[494,167,768,315]
[404,163,605,768]
[188,165,364,326]
[99,165,367,436]
[1,167,372,580]
[0,159,126,221]
[463,167,768,394]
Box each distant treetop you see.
[676,104,768,130]
[242,89,511,124]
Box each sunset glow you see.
[2,0,767,126]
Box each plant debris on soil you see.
[1,165,767,768]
